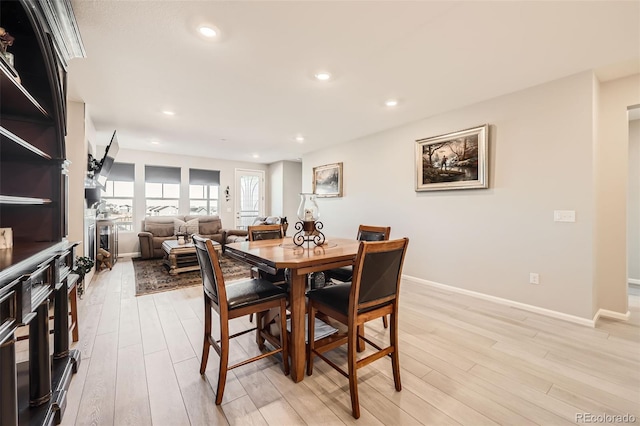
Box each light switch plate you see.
[554,210,575,222]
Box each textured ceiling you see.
[67,1,640,164]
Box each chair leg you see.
[348,324,360,419]
[255,311,265,350]
[279,299,290,375]
[390,312,401,391]
[215,320,230,405]
[200,298,212,375]
[306,304,316,376]
[382,315,388,329]
[356,324,365,352]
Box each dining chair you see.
[324,225,391,328]
[246,224,287,325]
[247,223,284,242]
[247,224,286,283]
[306,237,409,419]
[193,235,289,405]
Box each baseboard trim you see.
[628,278,640,286]
[593,309,631,322]
[118,252,141,258]
[402,274,595,327]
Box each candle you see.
[304,208,313,221]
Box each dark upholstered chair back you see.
[356,225,391,242]
[248,224,284,241]
[193,235,225,308]
[350,238,409,310]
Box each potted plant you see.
[73,256,94,298]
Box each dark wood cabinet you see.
[0,1,84,425]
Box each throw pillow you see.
[174,218,199,235]
[264,216,280,225]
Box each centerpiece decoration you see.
[293,193,325,248]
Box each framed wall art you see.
[415,124,489,191]
[313,162,343,197]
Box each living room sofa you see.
[138,215,225,259]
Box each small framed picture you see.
[415,125,489,191]
[313,162,343,197]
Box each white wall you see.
[268,160,302,235]
[113,148,269,256]
[628,118,640,283]
[283,161,302,231]
[269,162,284,216]
[595,74,640,315]
[66,101,86,252]
[66,101,97,286]
[304,71,598,319]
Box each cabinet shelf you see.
[0,126,52,160]
[0,195,52,205]
[0,60,50,120]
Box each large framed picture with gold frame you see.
[313,162,343,197]
[415,125,488,191]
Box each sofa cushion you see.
[153,236,175,249]
[174,218,199,235]
[145,223,175,237]
[195,216,222,235]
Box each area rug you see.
[133,255,252,296]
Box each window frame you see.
[189,183,219,216]
[100,179,135,232]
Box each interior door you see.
[235,169,265,229]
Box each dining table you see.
[224,236,361,382]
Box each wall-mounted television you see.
[96,130,119,187]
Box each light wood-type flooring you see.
[36,258,640,425]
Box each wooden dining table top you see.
[225,237,361,271]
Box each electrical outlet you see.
[529,273,539,285]
[554,210,576,222]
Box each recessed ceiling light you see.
[385,99,399,107]
[150,140,160,145]
[314,72,332,81]
[198,26,217,38]
[295,136,305,143]
[162,110,175,116]
[252,154,260,158]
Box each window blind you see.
[108,162,135,181]
[189,168,220,185]
[145,165,181,184]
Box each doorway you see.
[628,105,640,294]
[234,169,265,229]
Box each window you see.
[100,163,134,231]
[145,165,180,216]
[189,168,220,215]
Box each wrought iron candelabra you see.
[292,220,325,248]
[293,193,325,248]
